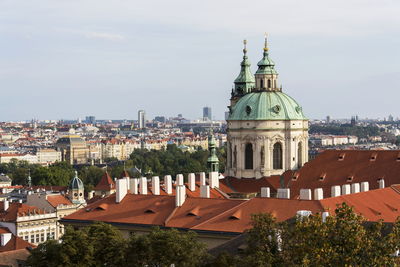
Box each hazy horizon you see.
[1,0,399,121]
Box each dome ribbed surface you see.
[228,91,307,121]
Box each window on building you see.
[41,233,45,242]
[260,79,264,89]
[245,143,253,169]
[273,143,283,169]
[30,235,34,243]
[47,233,50,240]
[268,79,271,88]
[35,234,40,243]
[298,142,303,168]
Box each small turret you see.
[68,171,86,205]
[207,130,219,173]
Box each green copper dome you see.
[228,91,307,121]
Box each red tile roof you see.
[46,195,72,208]
[94,172,115,191]
[0,202,46,222]
[320,186,400,222]
[0,227,35,253]
[281,150,400,199]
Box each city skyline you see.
[1,0,400,121]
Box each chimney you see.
[130,178,139,194]
[341,184,351,195]
[277,188,290,199]
[209,172,219,188]
[152,176,160,195]
[331,185,341,197]
[260,187,270,198]
[200,185,210,198]
[360,181,369,192]
[199,172,206,186]
[176,174,184,186]
[125,177,130,191]
[88,191,94,200]
[313,188,323,200]
[188,173,196,192]
[3,200,9,211]
[296,210,312,218]
[351,183,360,194]
[0,233,12,246]
[322,211,329,222]
[139,177,148,195]
[378,179,385,189]
[175,185,186,207]
[116,179,127,203]
[299,189,312,200]
[164,175,172,194]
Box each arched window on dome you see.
[298,142,303,168]
[260,79,264,89]
[273,142,283,169]
[267,79,271,88]
[245,143,253,169]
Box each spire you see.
[27,169,32,187]
[256,34,277,75]
[263,32,269,52]
[233,39,255,95]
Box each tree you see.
[86,222,126,267]
[240,213,283,267]
[244,203,400,266]
[126,228,208,267]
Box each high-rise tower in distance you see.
[138,110,146,129]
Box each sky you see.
[1,0,399,121]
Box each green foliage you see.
[26,222,125,267]
[126,227,208,267]
[240,203,400,267]
[27,224,207,267]
[129,144,225,177]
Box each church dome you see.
[69,171,84,190]
[228,91,307,121]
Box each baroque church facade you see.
[226,38,309,179]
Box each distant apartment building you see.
[310,135,358,146]
[203,106,212,121]
[36,149,61,165]
[85,116,96,124]
[0,153,38,164]
[138,110,146,129]
[101,139,140,160]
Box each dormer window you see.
[370,153,377,161]
[292,172,299,181]
[338,153,345,161]
[347,176,353,182]
[319,173,326,181]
